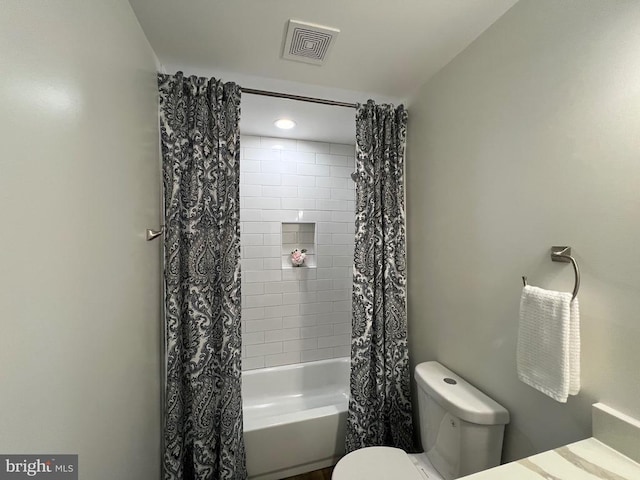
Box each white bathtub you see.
[242,357,350,480]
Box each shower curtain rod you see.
[241,87,358,109]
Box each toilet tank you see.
[414,362,510,480]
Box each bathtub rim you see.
[241,355,351,378]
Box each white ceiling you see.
[129,0,518,144]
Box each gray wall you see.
[406,0,640,462]
[0,1,162,478]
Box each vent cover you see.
[282,20,340,65]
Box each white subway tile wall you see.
[240,135,355,370]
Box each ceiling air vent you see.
[282,20,340,66]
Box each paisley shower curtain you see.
[346,101,414,453]
[158,72,246,479]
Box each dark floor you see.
[281,466,333,480]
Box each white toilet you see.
[333,361,510,480]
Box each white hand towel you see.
[517,285,580,402]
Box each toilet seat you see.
[332,446,435,480]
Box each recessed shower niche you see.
[281,222,316,268]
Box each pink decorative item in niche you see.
[290,248,307,267]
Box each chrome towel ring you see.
[522,246,580,301]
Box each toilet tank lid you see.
[415,361,510,425]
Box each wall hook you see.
[146,226,164,241]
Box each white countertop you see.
[460,438,640,479]
[460,403,640,480]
